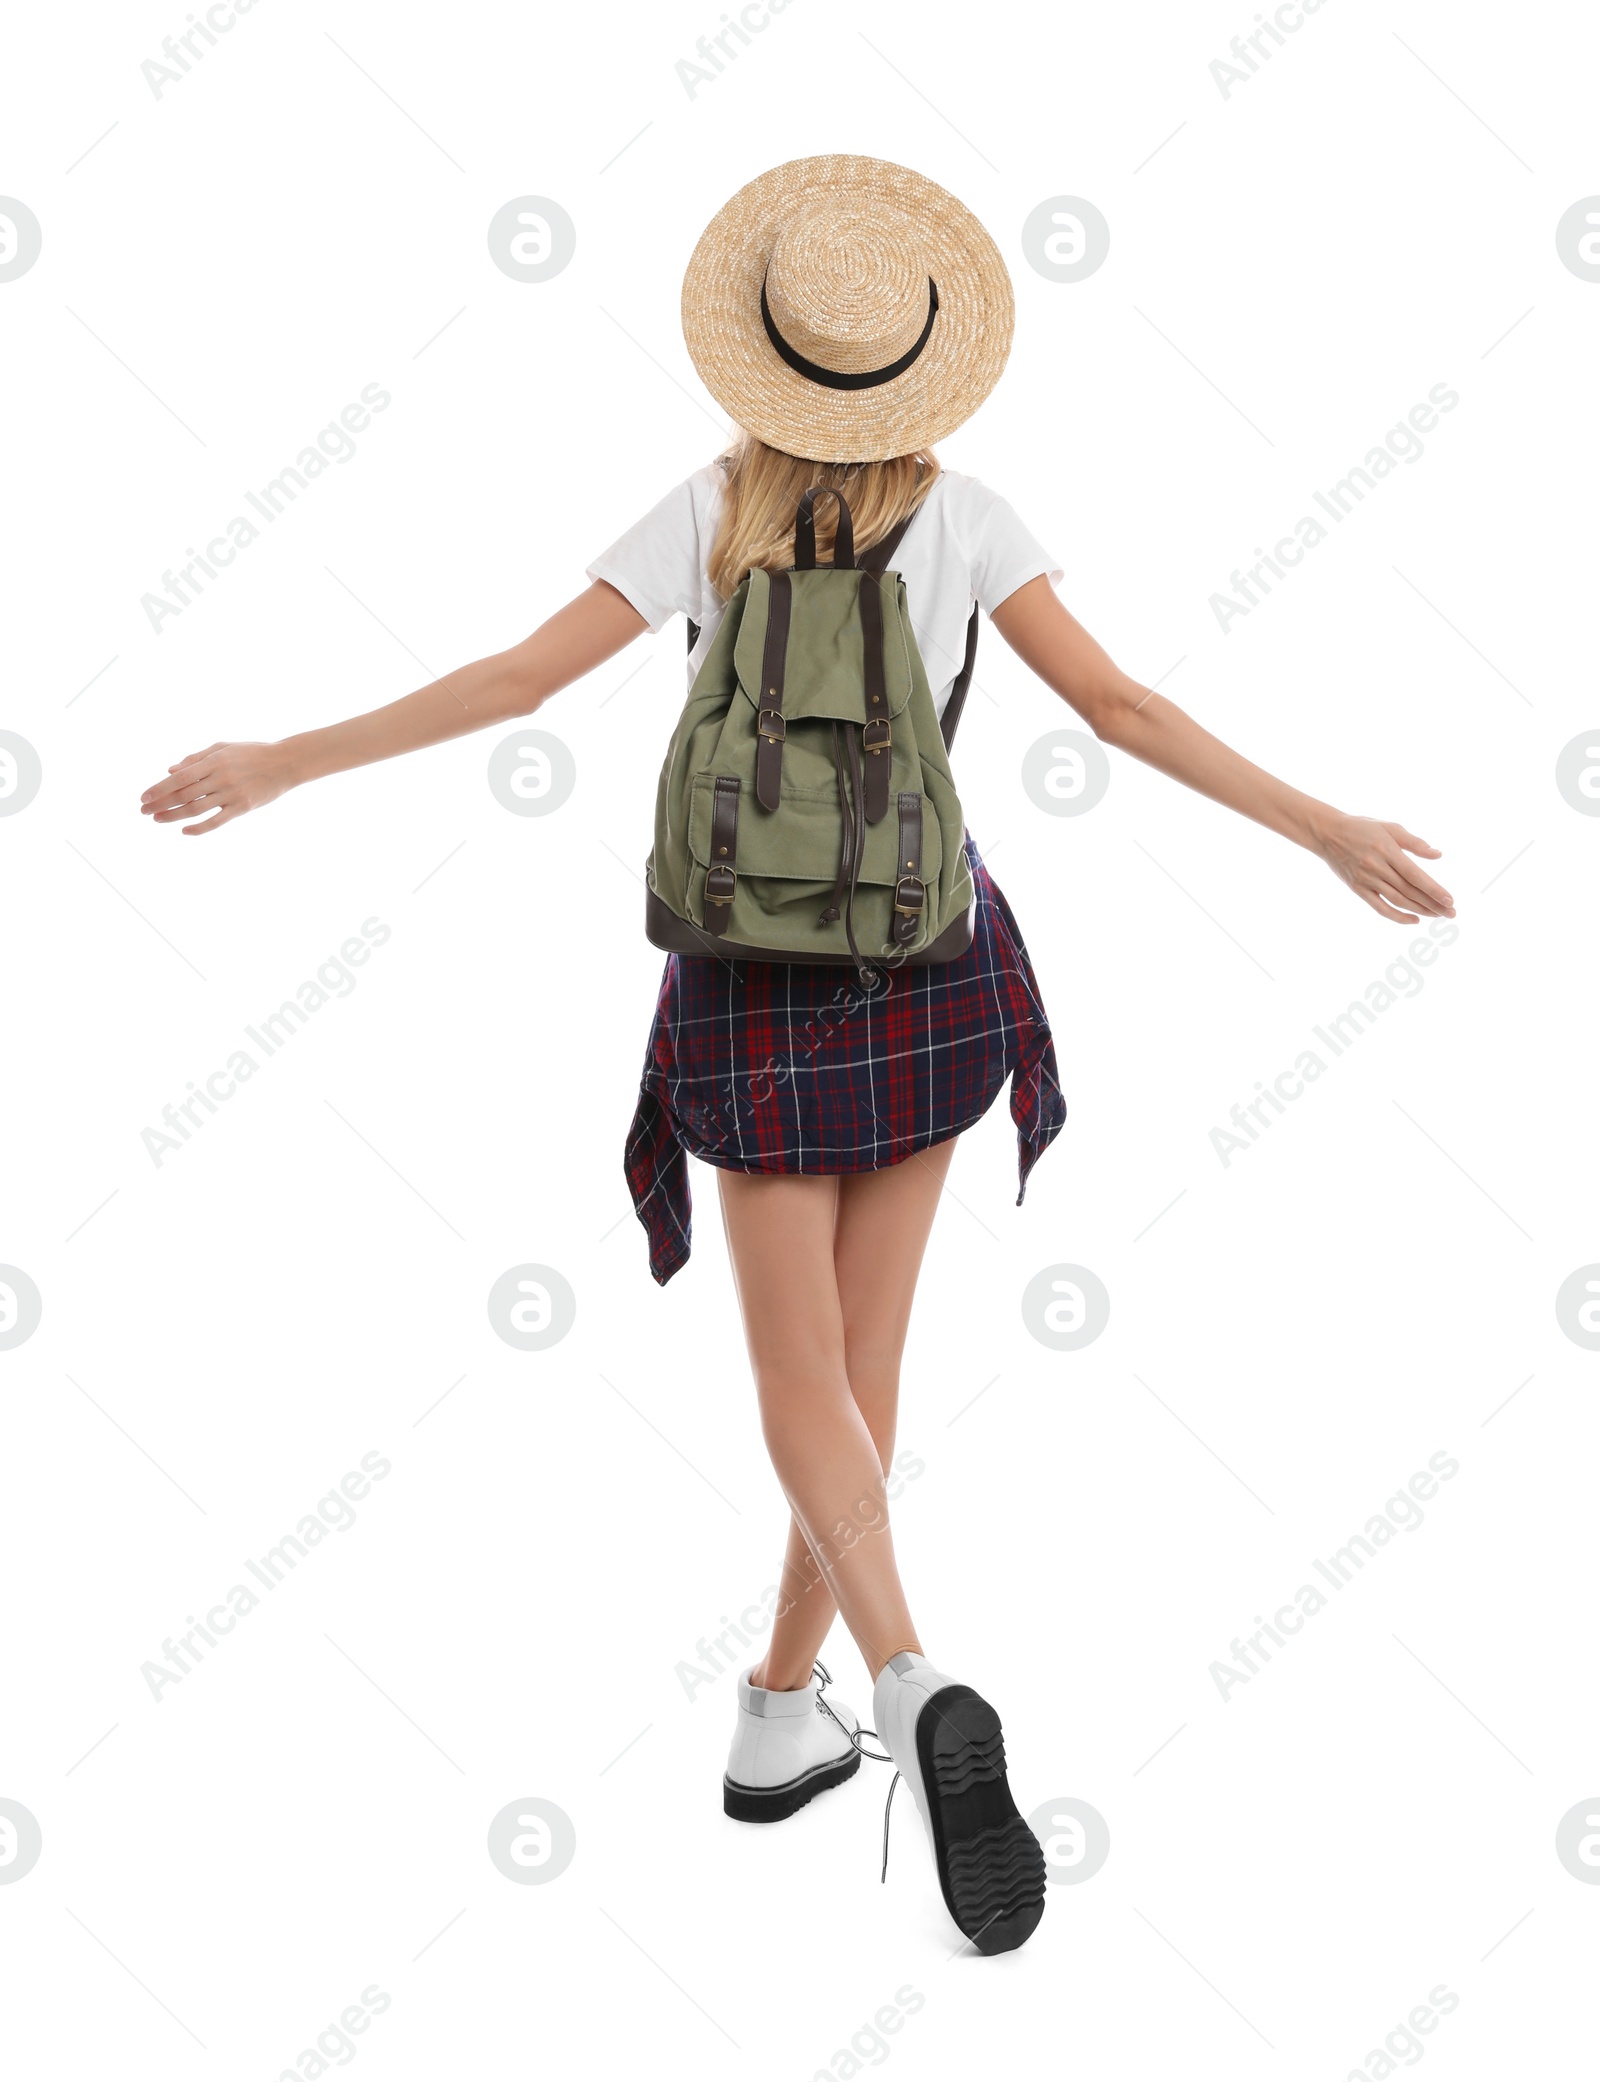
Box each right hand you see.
[140,741,295,835]
[1312,811,1455,924]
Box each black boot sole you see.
[914,1685,1045,1954]
[723,1747,861,1823]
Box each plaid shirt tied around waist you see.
[623,833,1066,1285]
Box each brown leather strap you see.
[702,775,740,935]
[794,487,855,570]
[857,573,891,825]
[860,502,980,757]
[892,792,924,947]
[858,511,915,572]
[755,571,792,812]
[856,508,921,827]
[940,605,979,753]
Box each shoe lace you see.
[878,1772,901,1884]
[811,1659,901,1884]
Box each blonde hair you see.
[707,429,938,600]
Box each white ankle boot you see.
[872,1651,1045,1954]
[723,1662,863,1822]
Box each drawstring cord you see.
[819,725,853,929]
[811,1658,902,1883]
[841,725,876,988]
[816,725,879,990]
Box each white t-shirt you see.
[586,467,1062,719]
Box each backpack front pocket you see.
[685,771,944,957]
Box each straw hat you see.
[681,154,1014,464]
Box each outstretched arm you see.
[991,575,1454,924]
[140,580,648,836]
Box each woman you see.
[140,155,1453,1957]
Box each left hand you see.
[140,740,296,835]
[1314,814,1455,924]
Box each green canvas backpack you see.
[644,487,977,984]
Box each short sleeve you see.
[586,472,714,634]
[961,481,1063,617]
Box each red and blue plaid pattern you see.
[623,834,1066,1285]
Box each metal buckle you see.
[863,717,892,755]
[893,877,924,916]
[757,709,786,742]
[705,866,736,903]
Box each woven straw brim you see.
[681,154,1014,464]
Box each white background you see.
[3,0,1598,2075]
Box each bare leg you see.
[753,1140,958,1688]
[718,1138,957,1688]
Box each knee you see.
[750,1324,848,1401]
[754,1360,851,1457]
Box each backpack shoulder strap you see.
[938,605,980,755]
[858,512,915,573]
[859,506,978,754]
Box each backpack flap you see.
[732,568,915,732]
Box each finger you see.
[1388,825,1441,859]
[1365,896,1418,925]
[143,765,220,809]
[1355,885,1403,921]
[143,773,212,806]
[151,798,224,823]
[1367,881,1421,924]
[149,779,227,819]
[1374,867,1444,916]
[1378,846,1454,915]
[145,793,217,818]
[158,748,225,784]
[181,803,239,835]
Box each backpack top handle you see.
[793,487,855,571]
